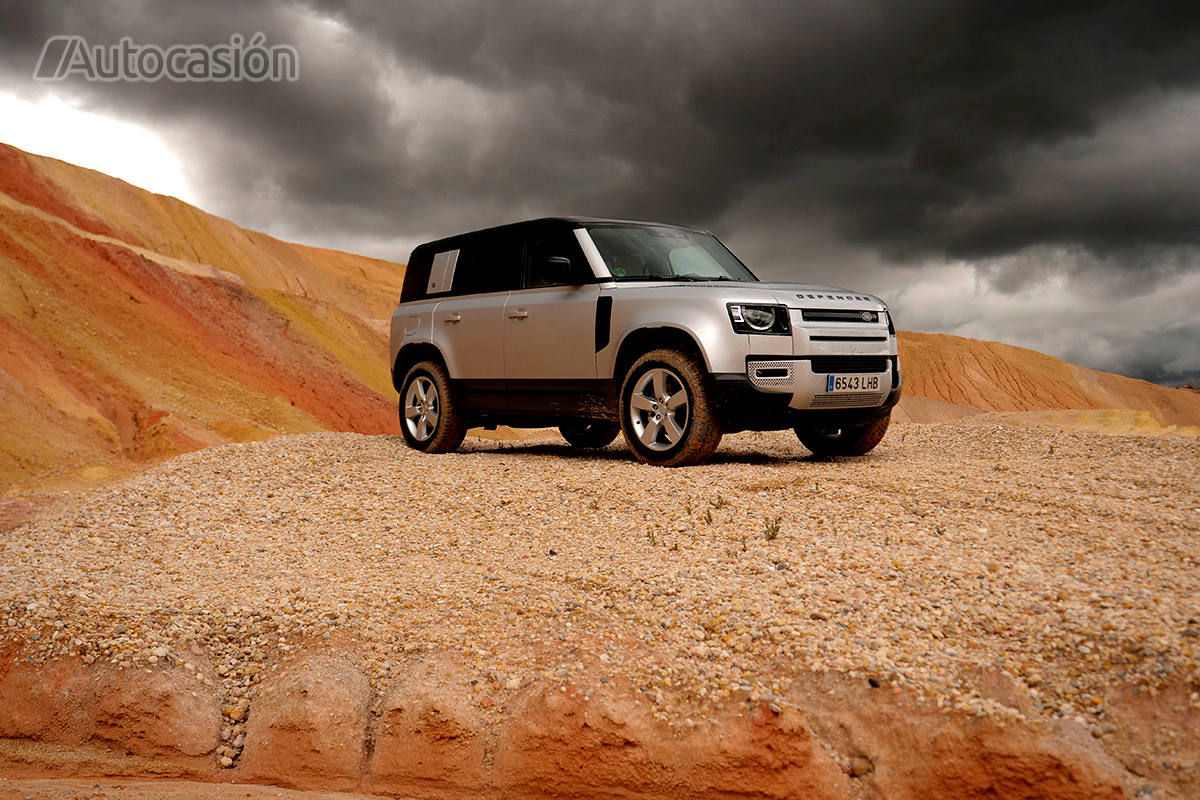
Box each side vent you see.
[595,295,613,352]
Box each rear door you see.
[503,227,601,413]
[431,234,522,411]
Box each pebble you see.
[849,755,874,777]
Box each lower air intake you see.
[811,392,886,409]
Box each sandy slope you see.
[898,331,1200,429]
[0,144,401,487]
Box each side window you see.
[451,234,523,296]
[525,230,590,288]
[400,246,434,302]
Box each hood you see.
[753,282,885,309]
[604,280,886,309]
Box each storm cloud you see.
[2,0,1199,384]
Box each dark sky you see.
[2,0,1199,385]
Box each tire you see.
[560,420,621,448]
[796,412,890,457]
[398,360,467,453]
[619,348,723,467]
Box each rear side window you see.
[399,247,434,303]
[452,233,523,295]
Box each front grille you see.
[801,308,880,323]
[809,356,889,374]
[811,392,886,408]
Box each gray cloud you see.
[1,0,1199,384]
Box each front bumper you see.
[745,356,898,409]
[710,356,902,432]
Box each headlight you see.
[743,307,776,330]
[728,303,790,335]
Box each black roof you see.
[412,216,712,252]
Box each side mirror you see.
[538,255,577,286]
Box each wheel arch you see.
[392,342,448,392]
[612,326,709,383]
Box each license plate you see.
[826,374,881,393]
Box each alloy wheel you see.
[403,376,440,442]
[628,367,689,451]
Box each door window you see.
[525,230,590,288]
[451,233,523,296]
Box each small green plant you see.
[764,515,783,541]
[703,508,713,525]
[588,498,599,510]
[646,529,657,546]
[710,495,727,510]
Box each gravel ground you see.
[2,422,1198,763]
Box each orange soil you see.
[0,144,401,487]
[898,331,1200,427]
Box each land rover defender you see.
[389,217,900,466]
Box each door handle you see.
[507,309,529,319]
[442,313,462,323]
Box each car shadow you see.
[458,439,812,466]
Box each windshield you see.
[585,224,758,282]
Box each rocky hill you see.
[896,331,1200,429]
[0,143,402,486]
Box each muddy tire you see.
[619,348,723,467]
[399,360,467,453]
[796,412,890,457]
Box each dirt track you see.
[1,421,1198,799]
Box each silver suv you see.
[389,217,901,466]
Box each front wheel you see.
[560,420,621,448]
[796,413,890,457]
[399,361,467,453]
[619,348,723,467]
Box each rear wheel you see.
[399,361,467,453]
[619,348,722,467]
[796,413,890,457]
[560,420,621,448]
